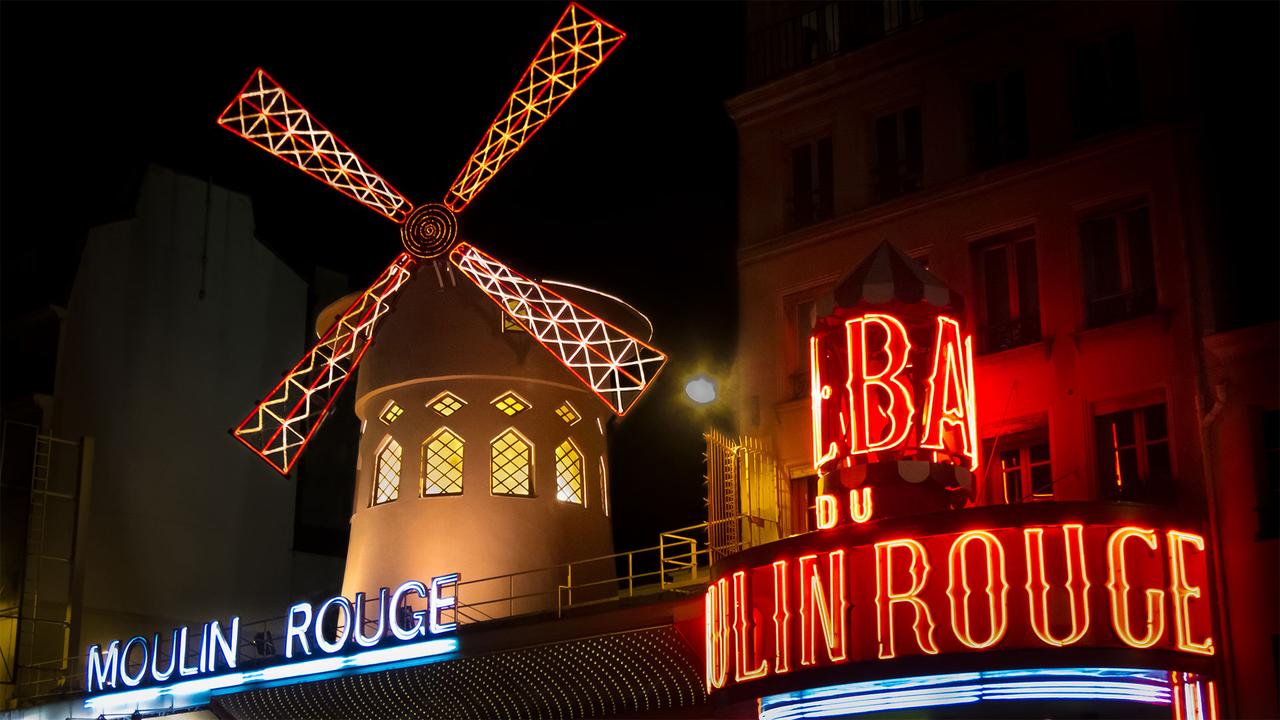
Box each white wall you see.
[53,166,340,654]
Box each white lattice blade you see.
[448,242,665,416]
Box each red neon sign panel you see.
[705,519,1214,693]
[811,312,978,474]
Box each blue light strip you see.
[759,667,1173,720]
[84,637,457,715]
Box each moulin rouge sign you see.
[705,268,1216,696]
[704,511,1215,695]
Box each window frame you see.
[427,391,467,418]
[371,435,403,507]
[378,400,405,425]
[785,133,835,231]
[782,282,837,401]
[971,226,1042,354]
[421,426,465,497]
[554,438,587,506]
[490,427,535,498]
[491,390,532,417]
[984,427,1054,504]
[1078,197,1158,329]
[1093,400,1173,503]
[871,103,924,202]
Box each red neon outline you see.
[732,570,768,682]
[232,254,416,475]
[846,314,915,455]
[771,560,791,675]
[875,539,939,659]
[1167,530,1214,656]
[1024,525,1091,647]
[798,551,848,666]
[449,242,667,416]
[444,3,625,212]
[217,68,413,223]
[920,316,979,470]
[1106,526,1166,649]
[810,335,840,470]
[946,530,1009,649]
[705,578,729,691]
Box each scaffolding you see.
[704,430,792,561]
[0,421,92,709]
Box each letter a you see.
[920,316,978,469]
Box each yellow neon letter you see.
[1167,530,1214,656]
[1106,526,1166,649]
[875,539,939,659]
[1024,525,1090,647]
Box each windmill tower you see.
[218,4,665,613]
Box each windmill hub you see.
[400,203,459,259]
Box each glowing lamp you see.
[685,375,717,404]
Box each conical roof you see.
[833,241,964,312]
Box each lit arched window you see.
[422,427,464,496]
[373,437,402,506]
[555,439,584,505]
[491,429,533,497]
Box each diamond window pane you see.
[492,391,529,416]
[429,391,466,417]
[491,429,532,496]
[373,438,402,505]
[380,401,405,425]
[555,439,584,505]
[502,299,524,332]
[422,428,464,496]
[555,401,581,426]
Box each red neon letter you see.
[920,316,979,470]
[946,530,1009,649]
[1024,525,1091,647]
[732,570,769,681]
[811,336,840,470]
[846,314,914,454]
[1167,530,1214,656]
[1106,527,1166,649]
[705,578,729,690]
[771,560,791,674]
[875,539,939,659]
[798,551,848,666]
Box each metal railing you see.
[448,514,780,622]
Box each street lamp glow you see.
[685,375,717,404]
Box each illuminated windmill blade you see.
[443,3,625,212]
[449,242,666,416]
[233,254,416,475]
[217,68,414,223]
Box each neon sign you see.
[811,312,978,474]
[704,512,1214,695]
[85,574,459,704]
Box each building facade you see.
[727,1,1276,716]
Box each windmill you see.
[220,3,666,476]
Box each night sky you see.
[1,2,744,551]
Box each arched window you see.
[491,429,533,497]
[373,437,402,506]
[555,439,584,505]
[422,427,464,496]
